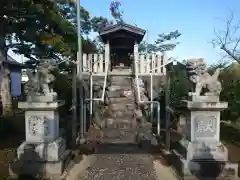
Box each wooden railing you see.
[82,53,107,74]
[82,53,167,75]
[135,54,167,75]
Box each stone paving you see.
[77,70,158,180]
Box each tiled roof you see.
[99,22,146,36]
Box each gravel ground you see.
[77,144,158,180]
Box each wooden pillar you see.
[134,41,138,54]
[133,41,139,74]
[105,40,110,71]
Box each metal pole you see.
[77,0,84,139]
[150,72,153,123]
[77,0,81,50]
[90,73,93,124]
[165,68,171,151]
[83,90,86,134]
[72,67,77,140]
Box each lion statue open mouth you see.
[186,58,222,96]
[24,58,57,96]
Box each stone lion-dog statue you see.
[186,58,222,96]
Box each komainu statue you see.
[186,58,222,96]
[24,59,57,96]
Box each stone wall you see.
[141,76,166,100]
[90,76,110,128]
[132,76,167,146]
[132,76,165,124]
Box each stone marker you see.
[9,59,71,179]
[172,58,239,179]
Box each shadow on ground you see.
[0,128,24,179]
[94,143,147,154]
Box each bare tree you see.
[213,11,240,64]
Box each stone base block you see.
[188,94,219,102]
[187,141,228,162]
[171,150,239,179]
[139,139,151,150]
[9,150,71,179]
[137,132,158,150]
[27,94,57,102]
[17,137,66,161]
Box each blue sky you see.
[10,0,240,65]
[81,0,240,65]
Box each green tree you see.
[169,61,189,109]
[215,62,240,121]
[139,30,182,53]
[1,0,97,65]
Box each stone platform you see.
[171,149,238,180]
[9,96,71,179]
[9,137,72,179]
[9,150,71,179]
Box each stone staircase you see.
[78,68,158,180]
[101,72,137,144]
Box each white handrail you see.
[134,54,161,136]
[134,54,175,136]
[85,53,110,122]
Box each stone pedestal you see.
[18,100,64,143]
[172,94,239,179]
[9,98,71,179]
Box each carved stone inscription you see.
[28,115,50,137]
[193,115,217,138]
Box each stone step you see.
[102,128,136,137]
[110,84,131,89]
[104,118,136,129]
[108,109,134,115]
[110,79,131,85]
[109,97,134,104]
[110,80,131,84]
[111,76,132,80]
[103,113,134,119]
[108,111,134,118]
[108,85,122,91]
[102,137,136,144]
[107,90,125,98]
[107,92,134,99]
[101,128,137,143]
[102,108,134,118]
[109,103,135,111]
[108,88,132,93]
[108,85,128,91]
[105,123,136,130]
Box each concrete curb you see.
[153,159,179,180]
[61,154,96,180]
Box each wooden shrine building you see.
[82,22,167,76]
[99,22,146,67]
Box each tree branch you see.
[213,10,240,64]
[221,45,240,63]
